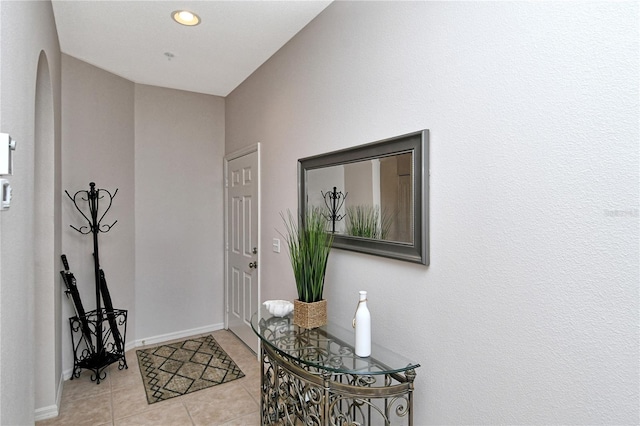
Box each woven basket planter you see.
[293,299,327,329]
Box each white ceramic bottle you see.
[354,290,371,357]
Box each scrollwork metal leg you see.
[321,369,332,425]
[260,343,416,425]
[405,369,416,426]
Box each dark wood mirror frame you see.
[298,129,429,265]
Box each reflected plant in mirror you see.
[299,130,429,265]
[345,204,393,240]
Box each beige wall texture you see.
[134,84,225,340]
[226,2,639,424]
[0,1,62,424]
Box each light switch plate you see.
[0,133,16,175]
[1,179,12,210]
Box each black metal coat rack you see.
[64,182,127,383]
[321,187,348,233]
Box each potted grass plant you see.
[281,207,334,328]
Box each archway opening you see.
[33,50,59,416]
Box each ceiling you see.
[51,1,332,97]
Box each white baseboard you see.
[61,322,225,380]
[34,372,64,421]
[63,367,73,381]
[134,322,225,347]
[34,404,58,422]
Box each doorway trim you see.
[223,143,261,351]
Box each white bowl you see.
[263,300,294,317]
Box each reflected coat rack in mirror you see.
[299,129,429,265]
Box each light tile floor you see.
[36,330,261,426]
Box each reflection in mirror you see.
[307,152,413,244]
[299,130,429,265]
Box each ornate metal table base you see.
[254,315,418,426]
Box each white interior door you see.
[225,147,260,353]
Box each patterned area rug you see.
[136,334,245,404]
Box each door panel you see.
[243,273,253,323]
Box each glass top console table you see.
[251,311,420,425]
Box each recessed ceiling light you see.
[172,10,200,26]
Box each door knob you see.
[252,247,258,254]
[249,261,258,269]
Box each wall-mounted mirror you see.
[298,130,429,265]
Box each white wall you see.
[0,1,61,423]
[226,2,639,424]
[61,54,136,372]
[134,84,225,339]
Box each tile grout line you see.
[182,399,197,426]
[110,377,115,426]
